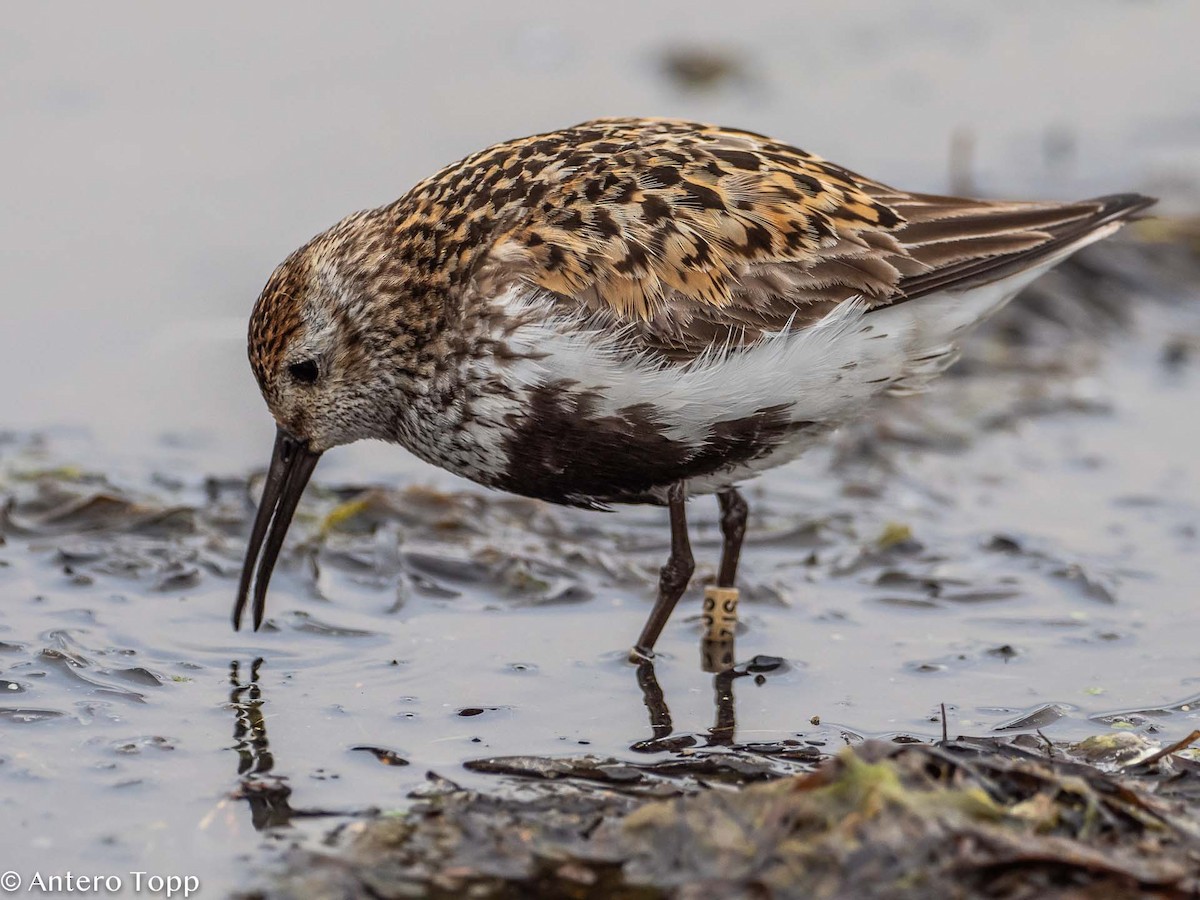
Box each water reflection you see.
[632,641,787,753]
[230,658,273,777]
[228,658,296,830]
[226,659,397,831]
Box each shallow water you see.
[2,2,1200,896]
[3,241,1200,895]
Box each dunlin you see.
[233,117,1153,655]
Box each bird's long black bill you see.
[233,428,322,632]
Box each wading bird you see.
[234,118,1153,656]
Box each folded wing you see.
[456,118,1152,360]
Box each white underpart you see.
[469,224,1120,499]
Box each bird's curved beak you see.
[233,427,322,631]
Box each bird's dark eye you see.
[288,359,319,384]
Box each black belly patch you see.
[497,381,813,507]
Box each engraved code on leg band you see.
[702,586,739,641]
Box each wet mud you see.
[252,737,1200,899]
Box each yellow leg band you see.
[702,585,739,642]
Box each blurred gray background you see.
[3,1,1198,477]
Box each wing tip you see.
[881,191,1157,304]
[1092,192,1158,224]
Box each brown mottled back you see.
[389,118,890,314]
[372,118,1149,360]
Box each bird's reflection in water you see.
[225,644,788,830]
[229,658,297,830]
[632,637,785,753]
[226,660,391,832]
[230,658,272,776]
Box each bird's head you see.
[234,208,439,631]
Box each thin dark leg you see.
[633,483,694,657]
[716,487,749,588]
